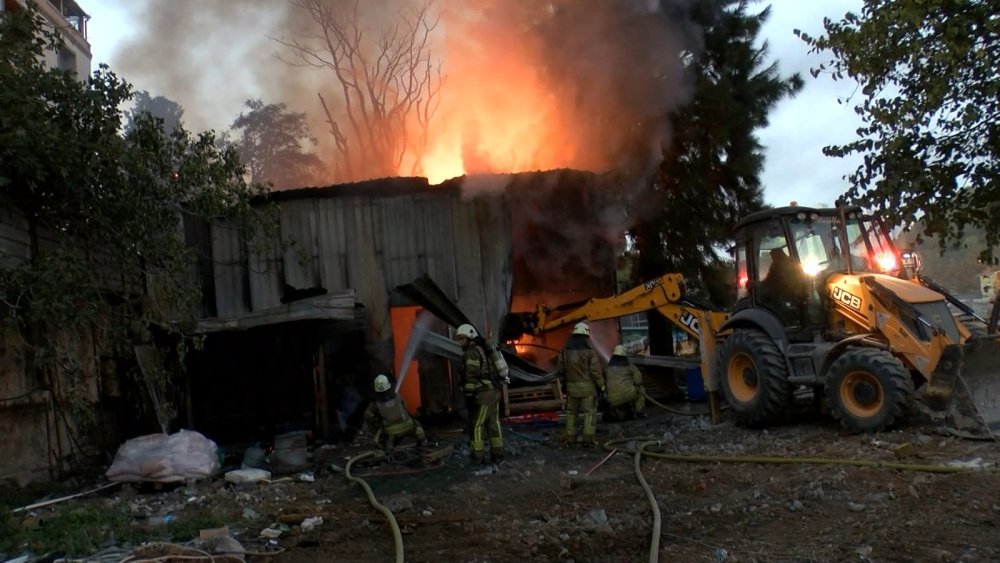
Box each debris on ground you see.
[3,411,999,562]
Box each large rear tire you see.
[717,329,792,426]
[824,348,914,433]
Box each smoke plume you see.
[107,0,701,186]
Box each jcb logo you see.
[832,286,862,312]
[679,311,700,335]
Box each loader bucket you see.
[916,339,1000,439]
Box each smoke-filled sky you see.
[85,0,863,207]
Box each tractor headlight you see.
[802,260,822,277]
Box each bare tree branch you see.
[279,0,442,182]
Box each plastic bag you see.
[106,429,220,483]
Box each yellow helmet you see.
[612,344,627,356]
[455,324,478,340]
[572,321,590,336]
[373,374,391,393]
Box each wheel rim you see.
[727,352,757,403]
[840,370,884,417]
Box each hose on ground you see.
[641,390,709,416]
[602,436,990,474]
[634,440,661,563]
[344,450,404,563]
[604,435,990,562]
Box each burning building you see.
[184,169,627,442]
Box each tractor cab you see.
[732,205,901,340]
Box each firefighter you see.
[454,323,505,464]
[605,344,645,420]
[363,374,426,450]
[556,321,605,445]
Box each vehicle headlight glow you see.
[876,252,897,273]
[802,260,822,276]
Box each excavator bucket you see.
[916,338,1000,439]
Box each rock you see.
[788,500,804,512]
[866,493,886,504]
[242,508,260,521]
[587,509,608,524]
[559,532,570,541]
[893,443,916,459]
[207,536,245,555]
[805,485,824,500]
[848,502,867,513]
[384,493,414,512]
[856,545,873,557]
[710,503,723,513]
[422,510,433,516]
[595,522,614,535]
[259,527,282,539]
[300,516,323,532]
[915,433,932,446]
[560,474,577,490]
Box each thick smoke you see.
[107,0,700,186]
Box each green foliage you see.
[896,225,994,293]
[797,0,1000,258]
[0,5,274,430]
[0,498,233,557]
[126,90,186,136]
[227,98,323,189]
[632,0,801,304]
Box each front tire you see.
[717,329,792,426]
[824,348,914,433]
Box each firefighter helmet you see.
[455,324,478,340]
[572,321,590,336]
[612,344,627,356]
[373,374,391,393]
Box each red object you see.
[502,411,559,424]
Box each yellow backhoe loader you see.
[507,204,1000,437]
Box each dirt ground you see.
[7,402,999,563]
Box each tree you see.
[126,90,185,136]
[228,98,324,189]
[0,6,272,433]
[797,0,1000,261]
[632,1,802,307]
[275,0,442,181]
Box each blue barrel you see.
[685,366,707,402]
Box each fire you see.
[409,1,684,185]
[419,12,597,184]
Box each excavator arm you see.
[509,273,731,422]
[525,274,729,339]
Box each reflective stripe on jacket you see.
[366,395,415,437]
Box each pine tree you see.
[632,0,802,308]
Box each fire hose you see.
[602,436,993,562]
[344,450,405,563]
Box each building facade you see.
[2,0,92,79]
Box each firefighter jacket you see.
[462,342,496,395]
[364,392,416,438]
[606,356,643,407]
[557,335,604,398]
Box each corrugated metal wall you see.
[207,180,514,342]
